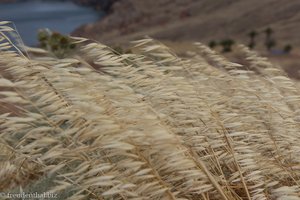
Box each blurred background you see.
[0,0,299,78]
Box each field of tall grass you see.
[0,21,300,200]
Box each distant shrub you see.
[247,30,258,49]
[37,30,76,58]
[220,39,235,52]
[208,40,217,49]
[264,27,273,39]
[264,27,276,51]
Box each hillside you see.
[73,0,300,47]
[72,0,300,79]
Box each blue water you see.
[0,0,102,46]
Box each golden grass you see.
[0,22,300,200]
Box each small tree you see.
[264,27,274,51]
[248,30,258,49]
[220,39,235,52]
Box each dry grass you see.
[1,22,300,200]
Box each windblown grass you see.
[0,21,300,200]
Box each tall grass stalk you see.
[0,22,300,200]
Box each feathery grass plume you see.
[80,41,220,199]
[1,22,300,200]
[132,39,269,200]
[0,21,28,58]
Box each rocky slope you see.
[72,0,300,49]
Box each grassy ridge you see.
[0,22,300,200]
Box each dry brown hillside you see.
[73,0,300,47]
[73,0,300,79]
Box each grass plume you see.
[0,22,300,200]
